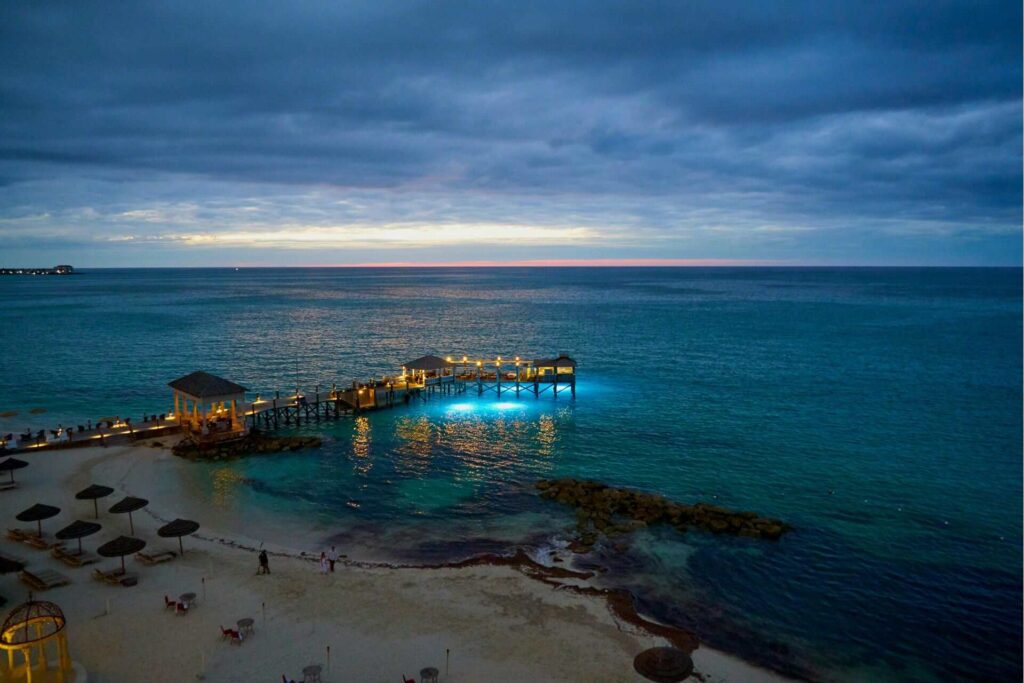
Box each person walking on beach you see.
[258,549,270,575]
[319,551,329,575]
[327,545,338,572]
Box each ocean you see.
[0,267,1020,681]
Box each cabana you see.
[169,371,248,444]
[401,355,454,385]
[526,354,577,380]
[0,600,73,683]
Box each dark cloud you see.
[0,0,1019,264]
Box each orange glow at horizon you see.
[288,258,778,268]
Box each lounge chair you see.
[92,567,138,587]
[20,569,71,591]
[164,595,178,610]
[0,481,18,492]
[23,534,62,551]
[52,546,98,567]
[136,550,177,565]
[220,626,243,645]
[6,528,29,542]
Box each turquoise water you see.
[0,267,1020,681]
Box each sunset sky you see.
[0,1,1020,267]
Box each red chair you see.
[402,678,415,683]
[175,601,188,615]
[164,595,177,610]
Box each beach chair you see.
[52,546,98,567]
[164,595,178,610]
[92,567,138,587]
[220,626,243,645]
[23,534,62,551]
[0,481,18,492]
[6,528,29,542]
[20,569,71,591]
[136,550,177,565]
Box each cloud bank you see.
[0,0,1020,265]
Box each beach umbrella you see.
[75,484,114,518]
[108,496,148,535]
[15,503,60,537]
[55,520,102,556]
[633,647,694,683]
[157,518,200,555]
[0,555,24,574]
[97,535,146,573]
[0,457,28,484]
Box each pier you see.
[1,353,576,453]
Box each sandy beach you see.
[0,441,794,683]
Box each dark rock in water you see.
[536,477,790,544]
[172,433,323,461]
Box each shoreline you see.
[1,441,797,682]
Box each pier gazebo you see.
[402,355,454,385]
[169,371,248,444]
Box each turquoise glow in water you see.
[0,267,1020,681]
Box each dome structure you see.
[1,600,72,681]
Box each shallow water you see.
[1,267,1020,681]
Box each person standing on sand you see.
[319,551,328,575]
[327,545,338,572]
[258,549,270,574]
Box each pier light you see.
[462,356,467,362]
[476,360,482,367]
[446,356,452,362]
[497,356,501,361]
[515,356,520,361]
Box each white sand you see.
[0,443,794,682]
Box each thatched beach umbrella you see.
[157,518,200,555]
[633,647,694,683]
[56,520,102,556]
[15,503,60,537]
[75,484,114,519]
[0,457,28,484]
[109,496,149,535]
[97,535,146,573]
[0,555,25,574]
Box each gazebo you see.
[0,600,73,683]
[168,371,248,444]
[401,355,454,384]
[526,354,577,380]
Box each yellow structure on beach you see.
[169,370,248,444]
[0,601,73,682]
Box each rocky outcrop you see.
[536,478,790,550]
[172,432,322,461]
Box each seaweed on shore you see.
[537,478,790,552]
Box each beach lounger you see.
[136,550,177,565]
[7,528,29,542]
[20,569,71,591]
[0,481,18,492]
[92,568,139,587]
[52,546,99,567]
[23,534,62,551]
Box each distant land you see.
[0,264,74,275]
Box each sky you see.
[0,1,1020,267]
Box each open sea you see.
[0,267,1020,681]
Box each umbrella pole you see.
[128,511,134,535]
[120,555,126,574]
[179,537,184,556]
[94,499,99,519]
[78,538,83,556]
[36,520,41,537]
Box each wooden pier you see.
[2,354,576,453]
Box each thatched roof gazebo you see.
[169,371,248,443]
[0,600,73,682]
[401,355,454,384]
